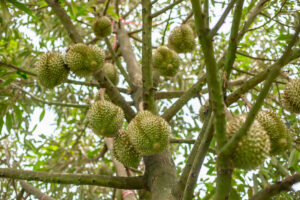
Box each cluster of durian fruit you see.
[36,16,113,89]
[152,19,196,78]
[199,78,300,170]
[87,92,171,168]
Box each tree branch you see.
[45,0,83,43]
[11,83,89,108]
[0,168,146,189]
[151,0,184,18]
[162,76,206,122]
[104,37,134,89]
[172,112,213,199]
[223,0,245,80]
[94,70,136,122]
[251,173,300,200]
[183,115,214,200]
[142,0,155,112]
[208,0,238,38]
[20,181,55,200]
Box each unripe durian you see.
[92,16,112,38]
[102,63,119,85]
[152,46,181,77]
[256,110,291,155]
[87,100,124,137]
[36,52,69,89]
[127,111,170,155]
[282,79,300,113]
[226,114,270,170]
[168,24,195,53]
[113,131,141,168]
[199,101,210,122]
[66,43,105,77]
[187,19,196,37]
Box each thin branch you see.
[20,181,56,200]
[183,115,214,200]
[251,173,300,200]
[208,0,238,38]
[172,112,213,199]
[102,0,111,16]
[104,37,134,89]
[0,61,36,76]
[45,0,83,43]
[11,83,89,108]
[151,0,184,18]
[161,76,206,122]
[223,0,245,80]
[0,168,146,189]
[169,138,195,144]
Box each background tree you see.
[0,0,299,199]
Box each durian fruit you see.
[256,110,291,155]
[187,19,196,37]
[66,43,105,77]
[92,16,112,38]
[199,101,210,122]
[36,52,69,89]
[98,163,114,176]
[226,114,270,170]
[168,24,195,53]
[127,111,171,155]
[87,100,124,137]
[102,63,119,85]
[113,131,141,168]
[152,46,181,77]
[282,79,300,113]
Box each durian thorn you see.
[138,101,144,111]
[99,88,106,101]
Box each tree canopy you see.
[0,0,299,199]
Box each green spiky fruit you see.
[127,111,171,155]
[152,46,181,77]
[92,16,112,38]
[256,110,292,155]
[282,79,300,113]
[187,19,196,37]
[199,101,210,122]
[66,43,105,77]
[36,52,69,89]
[113,131,141,168]
[168,24,195,53]
[87,100,124,137]
[102,63,119,85]
[226,114,270,170]
[98,163,113,176]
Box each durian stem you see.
[0,168,146,189]
[99,88,106,101]
[251,173,300,200]
[151,0,184,18]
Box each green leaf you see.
[107,6,119,21]
[5,113,12,132]
[39,110,45,122]
[7,0,33,16]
